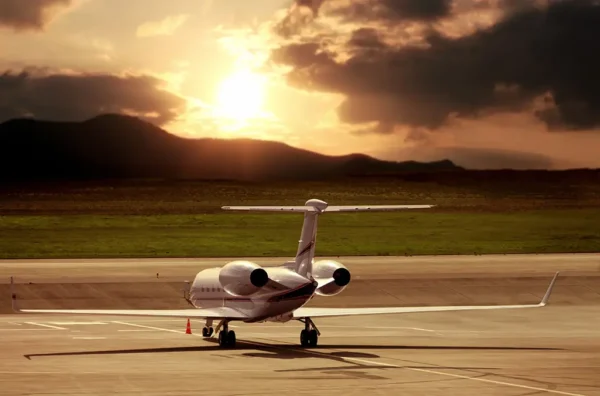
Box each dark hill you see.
[0,114,461,181]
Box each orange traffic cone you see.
[185,318,192,334]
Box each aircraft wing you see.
[13,307,249,319]
[294,272,559,318]
[9,278,248,319]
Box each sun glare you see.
[215,69,266,123]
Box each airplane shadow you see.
[239,343,561,360]
[23,338,561,361]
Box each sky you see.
[1,0,600,169]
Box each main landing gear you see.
[210,319,235,348]
[299,317,320,347]
[218,323,236,348]
[208,318,318,349]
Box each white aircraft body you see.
[11,199,559,348]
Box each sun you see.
[215,69,266,123]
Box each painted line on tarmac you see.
[72,336,106,340]
[263,340,585,396]
[117,329,155,332]
[49,321,108,325]
[340,356,586,396]
[0,328,59,331]
[404,366,586,396]
[112,321,189,335]
[106,321,584,396]
[265,340,585,396]
[24,322,66,330]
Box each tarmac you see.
[1,254,600,395]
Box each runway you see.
[1,254,600,395]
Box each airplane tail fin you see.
[222,199,435,279]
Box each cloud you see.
[136,14,190,38]
[328,0,453,23]
[0,0,74,31]
[270,0,600,133]
[0,68,187,126]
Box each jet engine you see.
[219,260,269,296]
[312,260,351,296]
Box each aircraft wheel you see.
[218,330,227,347]
[202,326,210,337]
[208,327,214,337]
[227,330,236,348]
[300,329,309,347]
[308,329,318,347]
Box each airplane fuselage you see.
[188,266,318,323]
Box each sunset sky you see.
[2,0,600,169]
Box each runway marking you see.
[0,371,99,375]
[49,321,107,325]
[8,322,22,326]
[112,321,188,334]
[24,322,66,330]
[104,321,585,396]
[117,329,155,332]
[0,328,59,331]
[268,343,586,396]
[72,337,106,340]
[403,366,586,396]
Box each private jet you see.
[10,199,559,348]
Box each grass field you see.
[0,176,599,258]
[0,209,599,258]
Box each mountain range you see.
[0,114,461,181]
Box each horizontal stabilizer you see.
[222,205,434,213]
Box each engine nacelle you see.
[218,260,269,296]
[313,260,351,296]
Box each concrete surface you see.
[1,254,600,395]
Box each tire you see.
[218,330,227,347]
[227,330,236,348]
[308,330,318,347]
[300,329,309,347]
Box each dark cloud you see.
[0,69,186,126]
[0,0,73,31]
[275,0,453,37]
[273,0,326,38]
[347,28,386,50]
[271,0,600,132]
[329,0,453,23]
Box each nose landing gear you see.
[202,318,214,338]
